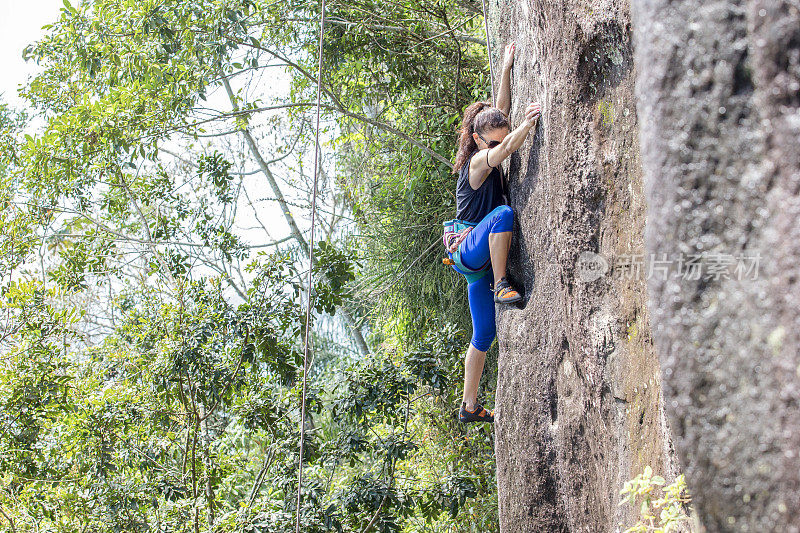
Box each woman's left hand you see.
[503,41,516,71]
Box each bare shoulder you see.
[467,149,492,190]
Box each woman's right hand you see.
[524,102,541,128]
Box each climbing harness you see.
[295,0,325,530]
[442,218,491,284]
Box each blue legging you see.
[449,205,514,351]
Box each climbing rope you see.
[295,0,326,530]
[481,0,496,106]
[293,3,494,529]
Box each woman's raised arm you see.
[468,103,541,190]
[496,42,515,117]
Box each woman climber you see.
[443,41,541,424]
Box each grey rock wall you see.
[633,0,800,530]
[489,0,680,530]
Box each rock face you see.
[489,0,680,530]
[633,0,800,531]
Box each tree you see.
[1,0,505,530]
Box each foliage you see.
[619,466,693,533]
[0,0,500,530]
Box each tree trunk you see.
[490,1,680,530]
[632,0,800,530]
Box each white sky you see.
[0,0,64,109]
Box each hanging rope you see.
[292,3,492,529]
[481,0,496,106]
[295,0,326,530]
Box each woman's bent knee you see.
[491,205,514,234]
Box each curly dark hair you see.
[453,101,509,173]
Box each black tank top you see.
[455,149,506,223]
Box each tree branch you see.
[324,17,484,45]
[228,40,454,169]
[222,75,310,252]
[14,202,291,250]
[221,70,371,357]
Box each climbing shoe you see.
[493,277,522,304]
[459,402,494,423]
